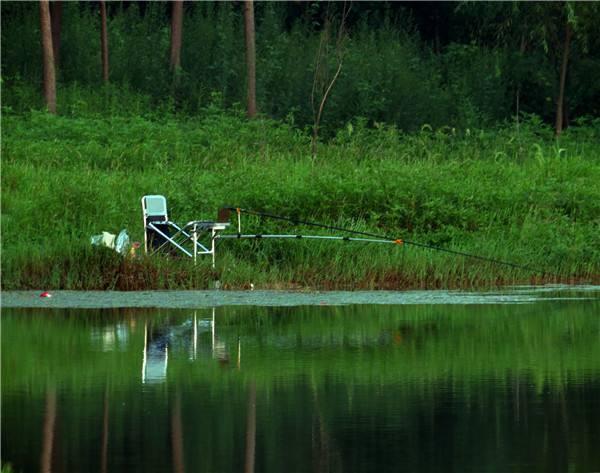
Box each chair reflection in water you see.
[142,308,232,384]
[142,322,169,384]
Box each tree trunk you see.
[515,34,527,131]
[555,21,572,136]
[40,0,56,113]
[433,12,440,54]
[170,1,183,72]
[100,1,109,83]
[311,61,342,159]
[50,1,62,69]
[244,0,257,118]
[310,4,348,159]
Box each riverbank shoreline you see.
[2,285,598,309]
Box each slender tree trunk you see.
[170,1,183,72]
[40,0,56,113]
[100,1,109,83]
[515,34,527,132]
[555,21,572,136]
[310,3,349,159]
[40,386,57,473]
[50,1,62,69]
[311,62,342,159]
[433,12,440,54]
[244,381,256,473]
[244,0,257,118]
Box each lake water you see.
[2,287,599,472]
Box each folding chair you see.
[141,195,229,267]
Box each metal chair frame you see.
[141,195,229,267]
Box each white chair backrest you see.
[142,195,168,222]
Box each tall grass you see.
[2,110,599,289]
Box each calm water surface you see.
[2,288,599,472]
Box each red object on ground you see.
[40,291,52,298]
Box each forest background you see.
[2,1,600,289]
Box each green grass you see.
[2,110,599,289]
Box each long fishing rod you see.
[219,233,397,245]
[222,207,552,276]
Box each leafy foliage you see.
[2,2,599,131]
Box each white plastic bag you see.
[115,229,130,254]
[91,231,116,249]
[91,229,130,254]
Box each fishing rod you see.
[219,233,399,245]
[220,207,553,276]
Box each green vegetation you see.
[1,2,599,289]
[2,2,600,131]
[2,110,599,289]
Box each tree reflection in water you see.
[1,301,598,473]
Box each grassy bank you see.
[2,110,599,289]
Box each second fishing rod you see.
[221,206,554,277]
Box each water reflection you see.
[244,381,257,473]
[89,308,232,385]
[171,389,184,473]
[101,384,110,473]
[142,321,169,384]
[139,308,233,384]
[40,385,56,473]
[91,322,130,352]
[2,301,600,473]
